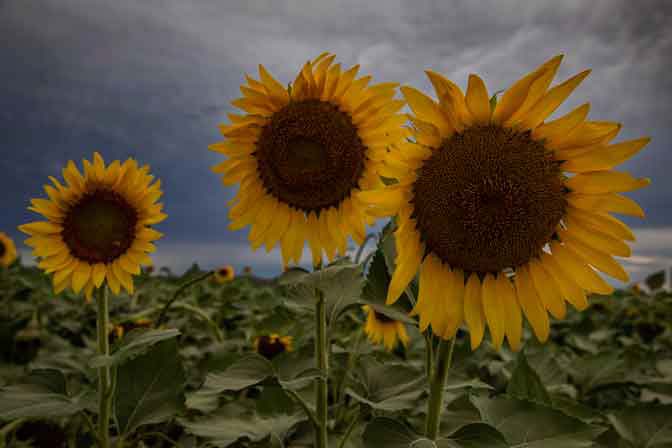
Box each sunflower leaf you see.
[360,247,415,322]
[362,417,419,448]
[607,404,672,447]
[438,422,508,448]
[90,328,181,368]
[506,350,552,405]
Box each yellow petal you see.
[106,264,121,295]
[505,55,563,125]
[443,268,465,340]
[567,192,645,218]
[258,64,290,106]
[563,215,631,257]
[19,221,62,235]
[514,266,550,343]
[549,242,614,295]
[307,211,322,268]
[566,206,635,241]
[92,263,106,288]
[72,262,92,294]
[516,70,591,131]
[493,54,563,124]
[539,252,589,311]
[385,234,422,305]
[551,121,621,150]
[481,273,504,350]
[415,254,440,332]
[465,74,491,124]
[318,210,336,262]
[528,259,566,319]
[400,86,452,136]
[463,273,485,350]
[496,274,522,351]
[561,138,651,172]
[119,254,141,275]
[566,171,651,194]
[560,233,629,282]
[424,69,471,130]
[532,103,590,144]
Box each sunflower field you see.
[3,51,670,447]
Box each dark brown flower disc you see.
[255,99,366,212]
[0,241,5,258]
[61,189,137,263]
[411,125,566,274]
[256,336,288,360]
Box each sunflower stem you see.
[424,337,456,440]
[96,286,111,448]
[314,288,329,448]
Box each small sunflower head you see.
[243,266,253,275]
[0,232,18,268]
[211,52,408,268]
[364,55,650,352]
[18,152,166,300]
[214,265,235,284]
[362,305,409,351]
[254,334,293,359]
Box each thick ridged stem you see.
[96,286,111,448]
[314,289,329,448]
[424,337,456,440]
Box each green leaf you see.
[90,328,180,368]
[0,369,88,420]
[361,248,414,322]
[179,402,305,447]
[566,352,627,394]
[506,351,552,405]
[472,395,606,447]
[114,339,186,436]
[203,354,275,392]
[362,417,420,448]
[257,385,295,416]
[347,359,425,411]
[607,404,672,447]
[440,423,508,448]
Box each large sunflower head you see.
[210,52,407,268]
[362,55,650,351]
[19,152,166,300]
[213,265,235,284]
[0,232,18,267]
[362,305,410,351]
[254,334,293,360]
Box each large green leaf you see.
[608,405,672,447]
[362,417,420,448]
[114,339,186,436]
[506,351,552,405]
[179,402,305,447]
[566,352,627,394]
[90,328,181,368]
[438,423,508,448]
[347,359,425,411]
[472,395,606,447]
[0,369,89,420]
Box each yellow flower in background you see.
[362,55,650,351]
[254,334,293,360]
[211,52,407,268]
[19,152,166,300]
[363,305,409,351]
[213,265,235,283]
[0,233,18,267]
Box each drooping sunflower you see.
[362,305,409,351]
[19,152,166,299]
[254,334,293,360]
[0,232,18,267]
[361,55,650,351]
[210,52,407,267]
[213,265,235,284]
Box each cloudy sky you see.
[1,0,670,282]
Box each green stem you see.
[96,287,111,448]
[314,289,329,448]
[424,337,456,440]
[170,302,224,342]
[154,271,214,327]
[337,406,360,448]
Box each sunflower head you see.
[19,152,166,300]
[254,334,293,359]
[364,55,650,352]
[362,305,409,351]
[210,52,407,268]
[214,265,235,284]
[243,265,253,275]
[0,232,18,268]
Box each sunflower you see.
[210,52,407,267]
[254,334,293,360]
[109,317,153,343]
[361,55,650,351]
[0,233,18,267]
[213,265,235,283]
[363,305,409,351]
[18,152,166,300]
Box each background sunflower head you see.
[254,334,293,359]
[362,305,410,351]
[213,265,235,284]
[210,52,408,268]
[18,152,166,300]
[0,232,18,267]
[363,55,650,352]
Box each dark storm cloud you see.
[1,0,670,277]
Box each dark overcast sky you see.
[1,0,670,280]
